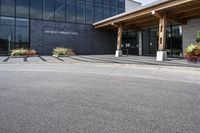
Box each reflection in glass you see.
[16,0,29,17]
[103,6,110,19]
[30,0,43,19]
[15,18,29,49]
[86,2,94,24]
[0,17,15,55]
[111,7,117,16]
[55,0,66,21]
[76,0,85,23]
[95,4,103,21]
[43,0,55,20]
[1,0,15,16]
[66,0,76,22]
[15,27,29,49]
[118,0,125,9]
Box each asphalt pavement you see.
[0,63,200,133]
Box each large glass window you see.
[103,0,110,6]
[111,7,117,16]
[166,26,183,57]
[76,0,85,23]
[15,18,29,49]
[118,0,125,14]
[111,0,117,7]
[43,0,55,20]
[1,0,15,16]
[103,0,110,19]
[0,17,30,55]
[142,29,150,56]
[55,0,66,21]
[0,17,15,55]
[30,0,43,19]
[103,6,110,19]
[86,1,94,24]
[66,0,76,22]
[95,3,102,21]
[118,0,125,9]
[111,0,117,16]
[16,0,29,18]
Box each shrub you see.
[196,37,200,43]
[53,47,75,56]
[184,44,200,63]
[25,49,37,56]
[11,48,37,57]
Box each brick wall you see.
[30,20,117,55]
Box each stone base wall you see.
[30,20,117,55]
[182,18,200,52]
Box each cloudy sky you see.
[135,0,158,5]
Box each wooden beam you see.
[167,4,200,17]
[124,17,157,26]
[178,10,200,19]
[158,14,167,51]
[117,24,123,50]
[111,22,119,28]
[167,18,187,25]
[152,10,162,18]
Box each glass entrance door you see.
[122,31,139,55]
[166,26,183,58]
[149,28,158,56]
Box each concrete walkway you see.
[0,55,199,68]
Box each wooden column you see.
[158,14,167,51]
[117,24,123,50]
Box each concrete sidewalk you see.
[0,55,199,68]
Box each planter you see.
[184,44,200,63]
[52,47,75,57]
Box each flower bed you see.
[52,47,75,57]
[11,49,37,57]
[184,44,200,63]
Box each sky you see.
[134,0,158,5]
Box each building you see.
[0,0,200,61]
[94,0,200,61]
[0,0,140,55]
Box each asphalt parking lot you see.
[0,60,200,133]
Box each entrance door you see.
[166,26,183,58]
[149,28,158,56]
[122,31,139,55]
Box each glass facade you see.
[0,17,29,55]
[122,31,139,55]
[142,25,183,58]
[0,0,125,55]
[0,0,125,24]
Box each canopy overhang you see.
[93,0,200,30]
